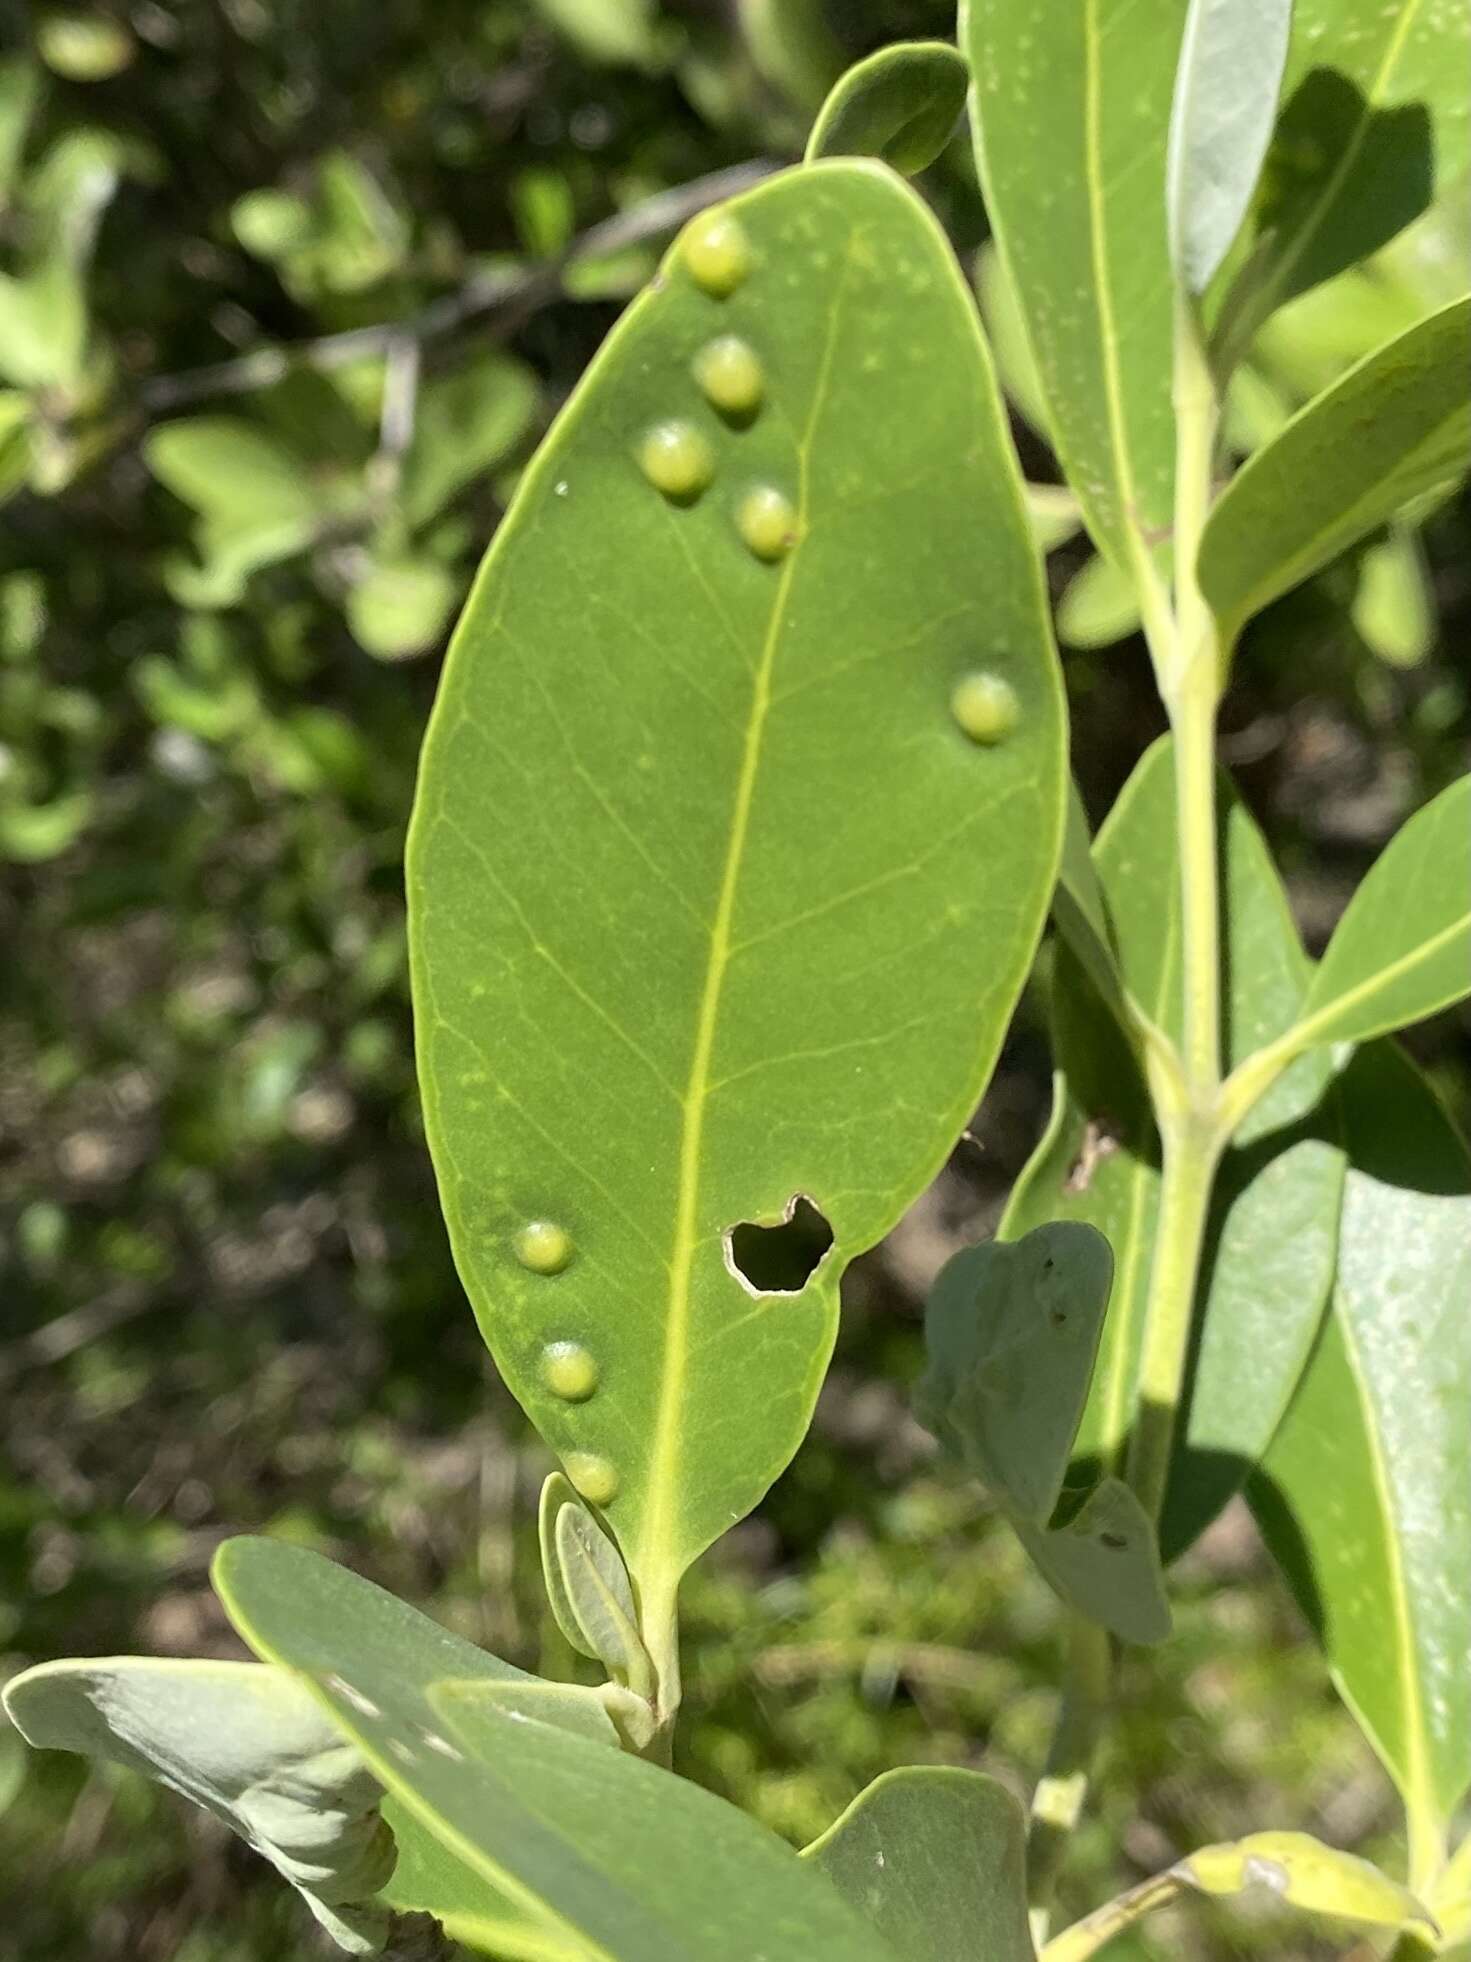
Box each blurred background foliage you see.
[0,2,1466,1958]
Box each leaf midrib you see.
[1300,901,1471,1045]
[1337,1303,1441,1841]
[633,245,856,1594]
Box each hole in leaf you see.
[724,1195,833,1296]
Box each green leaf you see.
[1221,0,1471,344]
[406,162,1065,1626]
[1351,526,1434,668]
[1056,553,1142,649]
[538,1470,600,1662]
[346,557,459,662]
[1199,296,1471,645]
[146,416,321,529]
[916,1223,1169,1644]
[402,354,539,531]
[963,0,1181,584]
[1182,1831,1434,1931]
[1283,773,1471,1050]
[805,42,968,175]
[383,1805,588,1961]
[1166,0,1293,294]
[214,1537,899,1962]
[1005,740,1343,1559]
[1,1656,393,1954]
[532,0,659,68]
[553,1499,653,1692]
[1024,484,1082,555]
[0,58,40,209]
[917,1223,1115,1526]
[36,11,135,81]
[802,1766,1035,1962]
[1015,1477,1170,1646]
[1050,780,1129,1041]
[1254,1040,1471,1846]
[975,243,1054,444]
[741,0,845,112]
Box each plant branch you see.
[1027,1618,1113,1947]
[139,162,779,415]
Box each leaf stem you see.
[1040,1865,1186,1962]
[1027,1618,1114,1947]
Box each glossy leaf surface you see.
[802,1767,1035,1962]
[1166,0,1293,293]
[1006,742,1343,1558]
[1254,1042,1471,1842]
[213,1539,899,1962]
[963,0,1181,578]
[1200,297,1471,644]
[805,42,968,174]
[406,161,1064,1613]
[2,1656,392,1954]
[1289,772,1471,1049]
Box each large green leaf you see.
[1199,297,1471,646]
[1280,772,1471,1049]
[962,0,1181,583]
[406,161,1064,1630]
[2,1656,393,1954]
[1253,1042,1471,1848]
[1166,0,1293,294]
[1220,0,1471,345]
[1005,741,1343,1558]
[214,1537,899,1962]
[805,42,969,175]
[802,1767,1035,1962]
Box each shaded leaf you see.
[802,1766,1035,1962]
[406,162,1064,1628]
[805,41,968,175]
[1220,0,1471,348]
[1199,296,1471,645]
[1166,0,1292,294]
[1352,526,1434,668]
[741,0,845,111]
[401,353,539,529]
[1254,1041,1471,1842]
[1016,1477,1170,1646]
[553,1499,652,1691]
[917,1223,1114,1525]
[1005,741,1343,1559]
[2,1657,392,1954]
[214,1537,898,1962]
[346,557,459,663]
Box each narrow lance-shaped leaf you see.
[1005,739,1344,1560]
[213,1538,899,1962]
[1199,296,1471,647]
[1215,0,1471,352]
[802,1766,1036,1962]
[1245,772,1471,1065]
[406,161,1065,1635]
[1253,1042,1471,1851]
[2,1657,394,1955]
[962,0,1182,585]
[1166,0,1293,294]
[805,42,969,175]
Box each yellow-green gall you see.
[693,335,765,417]
[684,210,753,297]
[637,420,715,501]
[540,1341,600,1402]
[564,1451,619,1507]
[735,485,798,563]
[513,1219,574,1275]
[950,671,1021,745]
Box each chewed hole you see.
[724,1194,833,1296]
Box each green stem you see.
[1040,1867,1186,1962]
[1027,1618,1114,1947]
